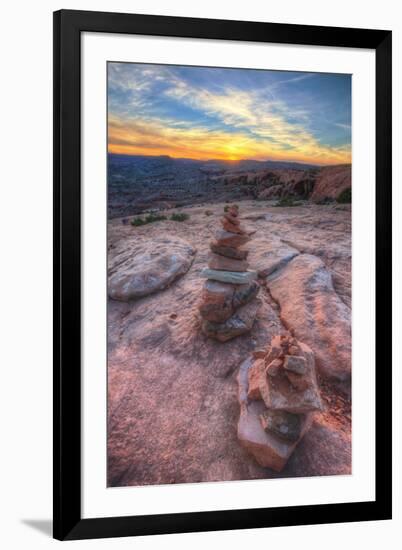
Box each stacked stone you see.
[199,205,260,342]
[237,334,324,472]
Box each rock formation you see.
[237,334,324,472]
[108,236,196,301]
[199,205,260,341]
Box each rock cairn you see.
[199,205,260,341]
[237,334,324,471]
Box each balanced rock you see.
[201,299,261,342]
[236,334,323,471]
[260,409,304,443]
[221,218,245,234]
[237,357,313,471]
[210,241,249,260]
[260,348,323,414]
[199,205,260,341]
[208,253,249,272]
[199,280,259,323]
[201,268,257,285]
[214,229,250,248]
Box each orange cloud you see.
[108,115,351,165]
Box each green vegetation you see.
[336,187,352,204]
[170,212,189,222]
[273,197,301,207]
[131,213,167,226]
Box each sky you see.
[108,62,351,165]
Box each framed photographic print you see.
[53,9,392,540]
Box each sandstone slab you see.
[249,239,299,278]
[201,268,257,285]
[214,229,250,248]
[210,241,249,260]
[267,254,351,384]
[208,253,249,272]
[108,236,196,301]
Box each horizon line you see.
[107,151,351,167]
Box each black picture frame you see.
[53,9,392,541]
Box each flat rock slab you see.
[208,253,249,272]
[248,237,299,278]
[202,299,261,342]
[267,254,351,385]
[201,268,257,285]
[237,357,313,472]
[108,236,196,301]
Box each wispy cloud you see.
[107,63,351,164]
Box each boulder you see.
[267,254,351,384]
[108,236,196,301]
[201,299,261,342]
[201,268,257,285]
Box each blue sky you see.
[108,62,351,164]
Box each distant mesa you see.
[107,153,351,219]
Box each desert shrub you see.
[204,210,213,216]
[224,205,229,212]
[131,213,166,226]
[337,187,352,204]
[131,217,146,226]
[170,212,189,222]
[273,197,300,207]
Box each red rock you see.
[283,355,307,374]
[260,409,304,442]
[210,241,249,260]
[259,341,323,414]
[208,253,249,272]
[221,218,246,234]
[201,299,261,342]
[237,357,314,472]
[247,359,265,400]
[215,229,250,248]
[198,280,234,322]
[227,205,239,217]
[267,254,351,384]
[224,213,240,225]
[252,348,268,359]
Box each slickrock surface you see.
[108,236,196,301]
[107,200,351,486]
[267,254,351,386]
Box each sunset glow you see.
[108,63,351,165]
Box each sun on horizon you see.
[108,63,351,166]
